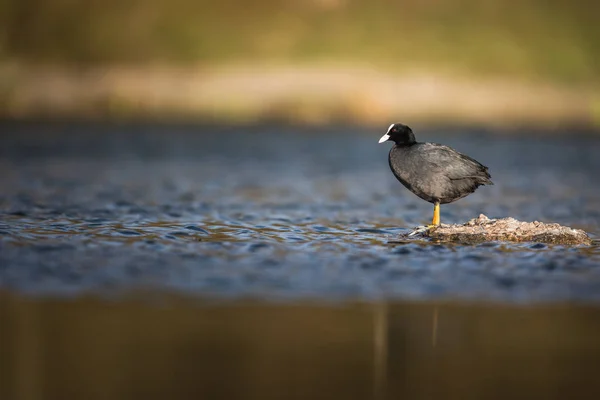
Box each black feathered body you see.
[388,142,493,204]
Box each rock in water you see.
[410,214,592,245]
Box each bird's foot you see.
[408,224,439,237]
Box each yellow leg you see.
[408,201,441,236]
[432,202,440,226]
[407,203,440,236]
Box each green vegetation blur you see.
[0,0,598,124]
[1,0,597,81]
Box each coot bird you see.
[379,123,493,228]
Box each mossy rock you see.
[410,214,592,245]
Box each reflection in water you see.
[2,292,600,400]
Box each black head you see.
[378,123,416,146]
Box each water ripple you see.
[1,126,599,303]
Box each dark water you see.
[2,293,600,400]
[1,121,599,302]
[1,121,600,399]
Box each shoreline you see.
[1,63,597,127]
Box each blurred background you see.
[1,1,600,399]
[0,0,598,125]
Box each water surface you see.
[2,293,600,400]
[0,121,599,302]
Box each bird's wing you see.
[420,143,490,181]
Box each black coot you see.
[379,123,493,226]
